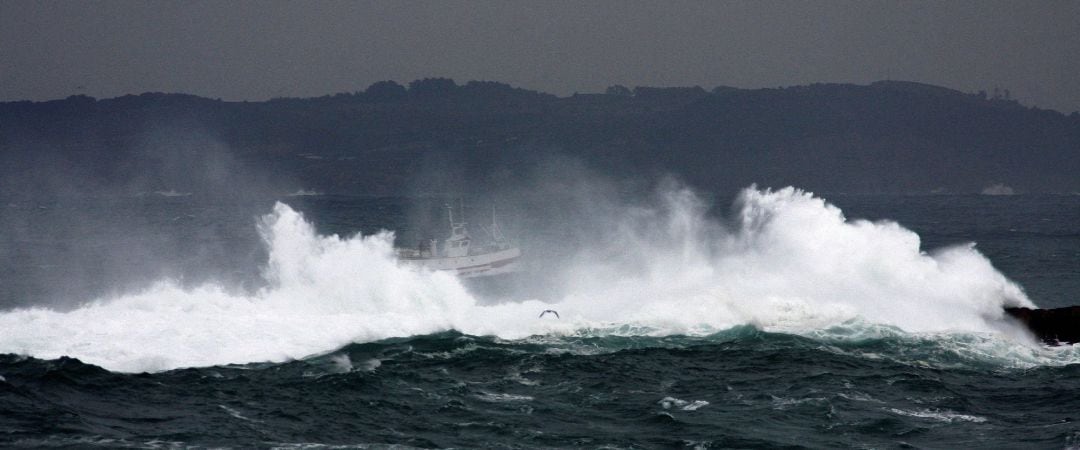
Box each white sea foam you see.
[218,405,263,423]
[981,183,1016,196]
[0,203,474,372]
[885,407,987,423]
[476,392,534,402]
[329,354,354,373]
[0,186,1064,372]
[659,397,709,411]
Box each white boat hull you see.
[401,247,521,278]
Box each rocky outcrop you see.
[1005,306,1080,345]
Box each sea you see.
[0,186,1078,448]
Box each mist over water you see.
[0,185,1062,373]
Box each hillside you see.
[2,79,1078,199]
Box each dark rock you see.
[1005,306,1080,345]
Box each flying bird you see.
[539,310,560,319]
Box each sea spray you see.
[715,187,1032,332]
[472,186,1033,337]
[0,204,476,372]
[0,186,1049,372]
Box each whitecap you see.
[0,185,1065,372]
[885,407,987,423]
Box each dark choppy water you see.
[1,190,1078,448]
[3,330,1080,448]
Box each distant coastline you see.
[2,79,1078,198]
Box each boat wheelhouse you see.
[396,203,521,278]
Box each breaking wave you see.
[0,186,1066,372]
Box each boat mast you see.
[490,204,506,243]
[446,199,467,227]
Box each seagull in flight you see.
[539,310,560,319]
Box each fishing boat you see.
[396,203,521,278]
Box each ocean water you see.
[0,187,1078,448]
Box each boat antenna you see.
[490,204,506,242]
[447,199,467,227]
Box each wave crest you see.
[0,186,1052,372]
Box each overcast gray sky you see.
[2,1,1078,112]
